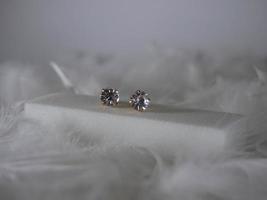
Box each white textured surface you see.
[24,93,242,158]
[1,50,267,200]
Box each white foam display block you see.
[24,93,242,158]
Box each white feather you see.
[0,49,267,199]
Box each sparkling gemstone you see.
[100,88,119,106]
[129,90,151,111]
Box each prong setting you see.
[129,90,151,111]
[100,88,119,106]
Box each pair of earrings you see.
[100,88,151,111]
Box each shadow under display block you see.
[24,93,242,159]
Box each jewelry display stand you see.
[24,93,242,158]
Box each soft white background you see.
[0,1,267,200]
[0,0,267,63]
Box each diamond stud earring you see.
[129,90,151,111]
[100,88,120,106]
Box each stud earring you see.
[100,88,120,106]
[129,90,151,111]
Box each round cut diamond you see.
[129,90,151,111]
[100,88,119,106]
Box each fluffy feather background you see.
[0,47,267,200]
